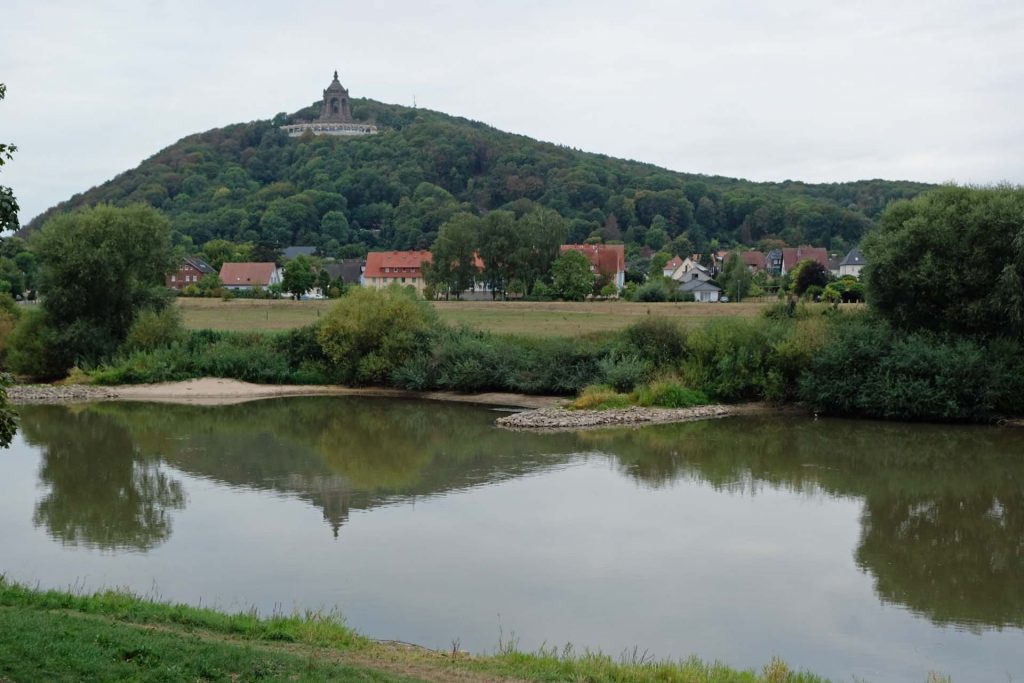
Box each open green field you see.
[177,298,778,337]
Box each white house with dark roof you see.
[839,248,867,278]
[678,271,721,302]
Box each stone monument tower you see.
[280,70,378,138]
[320,70,353,123]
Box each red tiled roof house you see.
[219,262,282,290]
[780,246,829,275]
[364,251,434,292]
[560,244,626,290]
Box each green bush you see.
[622,317,687,367]
[599,353,650,392]
[682,318,783,402]
[6,309,71,380]
[124,307,186,353]
[799,316,1024,421]
[633,381,709,408]
[317,286,438,385]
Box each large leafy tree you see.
[282,254,317,299]
[0,84,19,444]
[512,208,568,294]
[864,185,1024,339]
[551,250,594,301]
[428,213,480,299]
[477,210,518,299]
[0,84,17,233]
[32,204,176,369]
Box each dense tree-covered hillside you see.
[28,99,933,257]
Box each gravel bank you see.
[8,384,118,404]
[495,404,732,431]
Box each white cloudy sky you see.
[2,0,1022,221]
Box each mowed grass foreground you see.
[0,579,842,683]
[178,298,775,336]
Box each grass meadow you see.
[177,298,778,337]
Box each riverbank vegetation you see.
[0,577,849,682]
[4,186,1024,424]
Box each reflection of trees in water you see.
[856,492,1024,629]
[20,402,1024,630]
[20,406,185,552]
[591,417,1024,629]
[22,399,577,539]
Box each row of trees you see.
[426,208,569,299]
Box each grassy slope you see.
[177,298,777,336]
[0,580,834,683]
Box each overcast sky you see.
[2,0,1022,222]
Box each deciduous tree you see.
[551,250,593,301]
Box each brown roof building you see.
[167,257,216,290]
[560,244,626,288]
[734,251,767,273]
[219,262,281,289]
[781,246,829,275]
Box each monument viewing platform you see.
[280,70,378,138]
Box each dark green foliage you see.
[683,319,781,401]
[0,83,18,233]
[792,259,830,295]
[7,309,72,379]
[633,382,710,408]
[622,317,688,367]
[599,353,651,392]
[281,254,316,299]
[800,316,1024,421]
[635,276,687,302]
[550,250,593,301]
[390,328,611,395]
[124,307,186,353]
[317,286,438,384]
[27,98,932,256]
[864,185,1024,339]
[31,204,176,370]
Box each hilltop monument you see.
[281,70,378,137]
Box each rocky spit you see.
[495,404,732,431]
[7,384,118,404]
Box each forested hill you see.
[28,98,934,257]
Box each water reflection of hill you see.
[18,401,1024,630]
[19,399,581,541]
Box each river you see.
[1,397,1022,681]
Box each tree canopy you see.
[551,250,594,301]
[864,185,1024,339]
[29,204,176,371]
[25,98,933,259]
[0,83,18,233]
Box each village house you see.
[560,244,626,290]
[219,262,282,290]
[668,256,711,282]
[364,251,433,292]
[767,246,830,276]
[662,255,684,278]
[365,251,492,297]
[321,258,364,288]
[167,256,217,290]
[734,251,767,273]
[839,248,867,278]
[677,271,722,302]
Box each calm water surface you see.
[2,398,1022,682]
